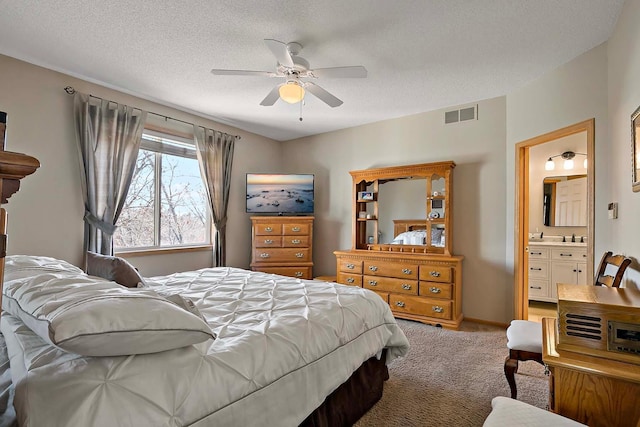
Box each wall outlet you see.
[608,202,618,219]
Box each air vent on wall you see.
[564,313,602,341]
[444,105,478,124]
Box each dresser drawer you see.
[337,273,362,286]
[339,259,363,274]
[389,294,452,320]
[528,280,549,299]
[254,266,312,279]
[363,261,418,279]
[282,236,310,247]
[528,260,549,279]
[551,248,587,261]
[419,282,452,300]
[283,223,310,235]
[528,247,550,259]
[363,275,418,295]
[254,248,311,263]
[255,223,283,235]
[419,265,452,283]
[254,236,283,247]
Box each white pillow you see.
[2,255,215,356]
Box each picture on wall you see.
[632,105,640,192]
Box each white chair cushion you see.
[483,397,586,426]
[506,320,543,353]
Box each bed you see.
[389,219,444,247]
[0,255,409,426]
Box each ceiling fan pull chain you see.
[299,99,303,122]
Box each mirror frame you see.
[632,104,640,192]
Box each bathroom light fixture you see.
[544,151,587,171]
[278,80,305,104]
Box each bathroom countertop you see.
[528,240,587,247]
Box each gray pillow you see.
[86,251,145,288]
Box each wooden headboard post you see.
[0,115,41,316]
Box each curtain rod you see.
[63,86,241,140]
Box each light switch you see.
[608,202,618,219]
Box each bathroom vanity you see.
[528,240,587,303]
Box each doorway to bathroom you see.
[514,119,595,320]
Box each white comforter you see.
[1,264,409,427]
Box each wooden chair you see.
[504,251,632,399]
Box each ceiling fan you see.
[211,39,367,108]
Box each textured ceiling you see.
[0,1,624,141]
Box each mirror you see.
[376,178,427,244]
[542,175,587,226]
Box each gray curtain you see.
[193,126,236,267]
[74,92,147,257]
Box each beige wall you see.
[0,54,282,275]
[282,98,510,323]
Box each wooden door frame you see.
[514,119,595,319]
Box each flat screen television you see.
[246,173,314,214]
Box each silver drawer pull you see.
[402,268,412,275]
[346,277,355,284]
[368,280,378,286]
[260,253,270,258]
[395,301,405,308]
[294,271,303,278]
[291,239,301,244]
[264,239,274,244]
[346,263,355,269]
[560,253,572,257]
[264,227,273,232]
[530,267,542,271]
[429,287,441,294]
[291,226,301,232]
[530,286,542,290]
[295,253,304,258]
[432,306,444,313]
[531,252,542,255]
[369,265,378,272]
[429,271,440,277]
[401,284,412,290]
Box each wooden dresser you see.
[250,216,313,279]
[334,162,464,329]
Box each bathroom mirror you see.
[542,174,587,226]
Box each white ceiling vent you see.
[445,105,478,124]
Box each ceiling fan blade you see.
[264,39,294,67]
[211,69,276,77]
[310,66,368,79]
[305,82,343,107]
[260,85,281,106]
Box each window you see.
[114,130,211,250]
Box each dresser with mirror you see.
[334,161,464,329]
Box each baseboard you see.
[464,317,509,329]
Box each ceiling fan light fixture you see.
[279,81,305,104]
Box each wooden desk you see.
[542,318,640,427]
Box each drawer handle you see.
[260,253,270,258]
[432,306,444,313]
[530,286,542,290]
[291,239,301,244]
[369,266,378,272]
[294,271,303,278]
[401,284,412,290]
[295,253,304,258]
[264,239,274,244]
[395,301,405,308]
[346,277,355,284]
[560,253,572,257]
[530,267,542,271]
[291,227,301,232]
[402,268,412,275]
[346,263,355,269]
[368,280,378,286]
[531,252,542,255]
[265,227,273,232]
[429,271,440,277]
[429,287,441,294]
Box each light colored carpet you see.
[356,319,548,427]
